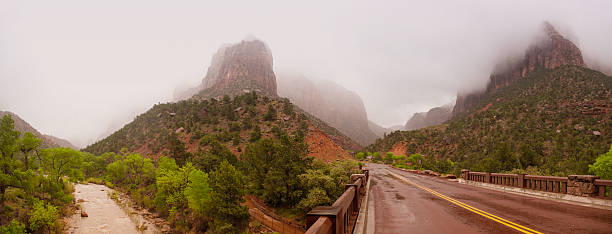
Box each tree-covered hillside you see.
[84,92,359,161]
[365,66,611,176]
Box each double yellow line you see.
[387,170,543,234]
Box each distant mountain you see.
[43,134,78,149]
[0,111,77,149]
[368,121,390,137]
[365,22,610,176]
[366,66,611,175]
[278,74,378,146]
[368,121,403,137]
[404,104,453,130]
[174,39,277,100]
[453,22,585,115]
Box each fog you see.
[1,0,611,148]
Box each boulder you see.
[81,211,88,217]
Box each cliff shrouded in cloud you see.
[453,22,585,115]
[278,74,379,146]
[174,39,277,100]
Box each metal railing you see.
[304,169,369,234]
[594,180,612,200]
[461,169,611,199]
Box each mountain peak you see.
[453,22,584,115]
[173,38,277,100]
[542,21,560,37]
[199,38,276,98]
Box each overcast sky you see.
[1,0,611,147]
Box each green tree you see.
[372,152,382,162]
[184,169,211,214]
[120,153,155,186]
[242,134,312,206]
[384,152,394,164]
[263,104,277,121]
[0,115,20,160]
[589,145,612,179]
[207,161,249,233]
[169,133,191,166]
[154,162,194,217]
[249,125,261,142]
[18,132,41,171]
[40,147,84,182]
[297,160,359,210]
[0,115,21,205]
[408,153,424,169]
[355,152,365,160]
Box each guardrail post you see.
[517,173,525,188]
[306,206,341,233]
[485,172,491,183]
[346,183,360,213]
[461,169,469,180]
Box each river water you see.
[65,183,162,234]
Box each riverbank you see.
[65,183,168,234]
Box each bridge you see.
[305,163,612,234]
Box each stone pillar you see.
[517,174,525,188]
[566,175,600,197]
[461,169,470,180]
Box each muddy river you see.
[65,183,163,234]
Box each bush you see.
[589,145,612,179]
[0,220,26,234]
[29,200,58,233]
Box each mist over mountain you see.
[277,73,378,146]
[453,22,585,115]
[367,21,611,176]
[174,39,277,100]
[1,1,612,148]
[0,111,77,149]
[404,104,454,131]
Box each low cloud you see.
[1,0,610,146]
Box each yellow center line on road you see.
[386,169,544,234]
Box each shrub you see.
[29,200,58,233]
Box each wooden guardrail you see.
[461,169,612,199]
[304,168,369,234]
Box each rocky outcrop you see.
[404,104,453,130]
[174,38,277,100]
[278,74,378,146]
[0,111,76,149]
[453,22,584,115]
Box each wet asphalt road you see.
[368,164,612,234]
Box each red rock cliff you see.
[174,39,277,100]
[453,22,584,115]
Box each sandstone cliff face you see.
[404,104,453,130]
[278,74,378,146]
[174,39,277,100]
[453,22,584,115]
